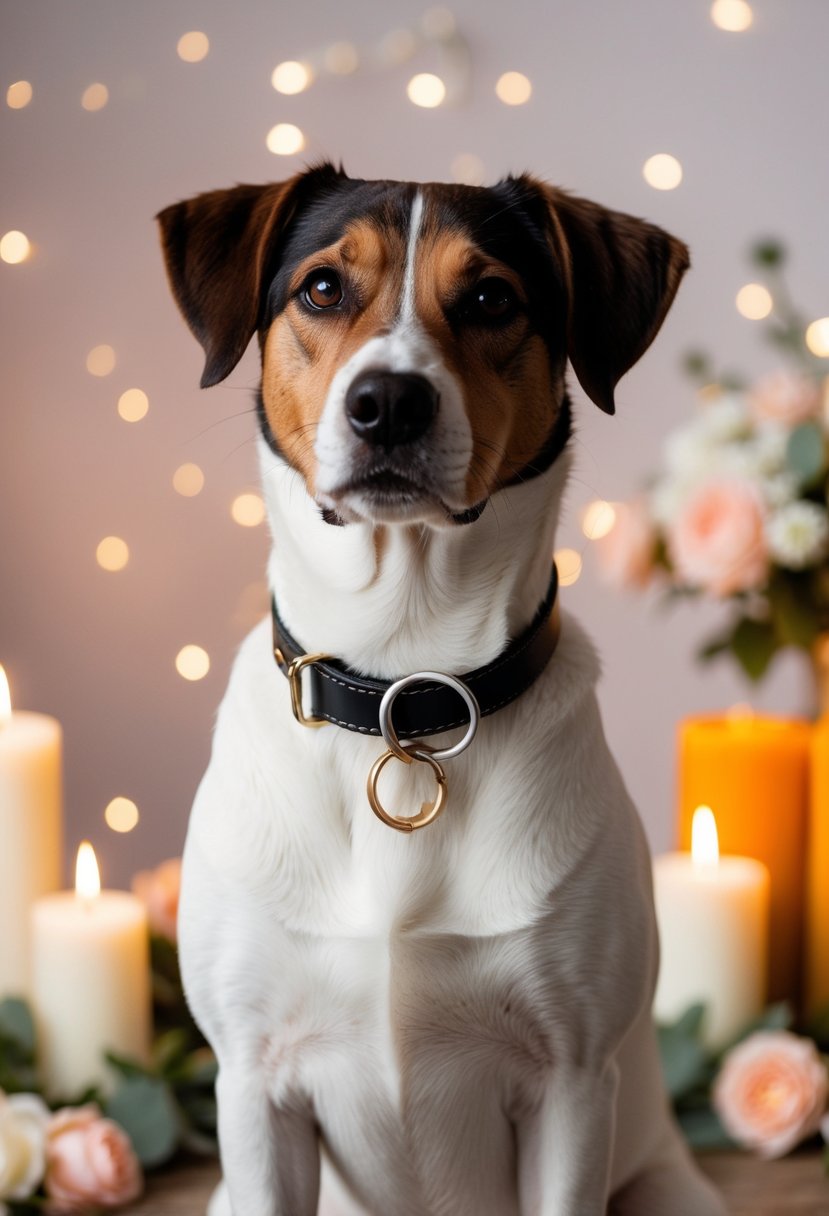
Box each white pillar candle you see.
[32,843,151,1098]
[653,806,770,1049]
[0,664,63,999]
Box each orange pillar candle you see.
[807,718,829,1015]
[677,711,810,1005]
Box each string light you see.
[81,83,108,111]
[495,71,532,106]
[173,463,205,496]
[271,61,312,94]
[176,645,210,681]
[177,31,209,62]
[581,501,617,540]
[6,81,32,109]
[117,388,149,422]
[0,231,31,264]
[324,42,359,75]
[266,123,305,155]
[643,153,683,191]
[86,345,116,376]
[378,29,419,65]
[231,493,266,527]
[711,0,753,32]
[806,318,829,358]
[407,72,446,108]
[555,548,583,587]
[105,797,139,833]
[96,536,129,572]
[735,283,772,320]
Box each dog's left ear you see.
[519,178,690,415]
[156,164,344,388]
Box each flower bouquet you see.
[597,241,829,684]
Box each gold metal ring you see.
[287,653,333,728]
[366,746,448,833]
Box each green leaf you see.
[769,574,822,649]
[105,1051,152,1080]
[731,617,778,681]
[677,1106,735,1150]
[681,350,711,381]
[803,1002,829,1051]
[152,1029,190,1077]
[0,999,36,1058]
[750,239,786,268]
[657,1005,709,1099]
[106,1076,181,1168]
[697,633,733,662]
[787,422,826,487]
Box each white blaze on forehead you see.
[399,190,425,325]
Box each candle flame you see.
[75,841,101,900]
[691,805,720,867]
[0,666,10,725]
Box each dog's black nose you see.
[345,372,438,449]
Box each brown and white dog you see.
[157,165,726,1216]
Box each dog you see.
[157,165,727,1216]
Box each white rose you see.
[664,424,716,479]
[766,501,829,569]
[0,1091,49,1203]
[697,394,752,443]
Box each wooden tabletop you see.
[123,1152,829,1215]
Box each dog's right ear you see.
[156,164,344,388]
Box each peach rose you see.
[712,1031,828,1159]
[667,479,768,596]
[45,1106,142,1213]
[748,370,820,425]
[595,498,656,589]
[132,857,181,940]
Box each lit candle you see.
[32,843,151,1098]
[806,718,829,1014]
[653,806,770,1048]
[677,710,809,1003]
[0,664,63,998]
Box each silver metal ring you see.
[378,671,480,764]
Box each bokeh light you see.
[266,123,305,155]
[231,492,266,527]
[451,153,486,185]
[643,154,683,190]
[176,645,210,681]
[6,81,32,109]
[407,72,446,108]
[96,536,129,572]
[86,344,116,376]
[105,797,139,833]
[117,388,149,422]
[324,42,359,74]
[495,71,532,105]
[735,283,773,320]
[582,500,617,541]
[271,60,312,94]
[711,0,753,32]
[173,463,205,496]
[0,231,31,264]
[177,31,209,62]
[806,318,829,358]
[555,548,583,587]
[81,83,109,111]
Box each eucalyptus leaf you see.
[750,239,785,268]
[769,574,821,649]
[786,422,826,487]
[105,1050,152,1080]
[153,1029,190,1076]
[106,1076,181,1168]
[730,617,778,681]
[0,998,36,1058]
[677,1106,735,1150]
[657,1005,709,1099]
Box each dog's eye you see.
[468,278,517,322]
[303,270,343,310]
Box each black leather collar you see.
[272,566,560,739]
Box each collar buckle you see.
[286,651,333,729]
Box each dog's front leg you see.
[516,1063,618,1216]
[216,1060,320,1216]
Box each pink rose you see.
[45,1106,142,1212]
[712,1031,828,1159]
[668,479,768,596]
[748,370,820,425]
[131,858,181,940]
[594,498,656,589]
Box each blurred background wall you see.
[2,0,827,886]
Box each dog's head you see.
[157,165,688,526]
